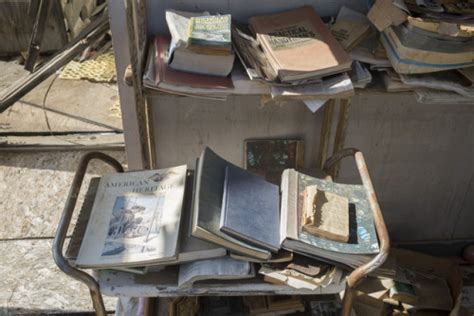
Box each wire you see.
[42,73,83,146]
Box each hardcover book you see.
[280,169,379,268]
[191,147,272,260]
[187,15,232,55]
[220,165,280,252]
[75,166,187,268]
[248,6,352,82]
[166,10,235,76]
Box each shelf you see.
[96,268,346,297]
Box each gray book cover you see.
[191,147,271,260]
[220,165,280,252]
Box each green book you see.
[187,14,232,54]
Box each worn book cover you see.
[220,165,280,252]
[75,166,187,268]
[301,185,350,243]
[330,7,370,51]
[280,169,379,268]
[381,24,474,74]
[249,6,352,82]
[154,36,233,91]
[191,147,271,260]
[244,139,304,185]
[187,15,232,54]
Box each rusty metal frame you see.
[323,148,390,316]
[52,152,124,316]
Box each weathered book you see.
[75,165,187,268]
[176,171,228,263]
[399,70,474,98]
[301,185,350,243]
[280,169,379,268]
[187,15,232,55]
[381,23,474,74]
[178,257,255,287]
[191,147,272,260]
[143,36,233,100]
[166,10,235,76]
[220,165,280,252]
[331,7,371,51]
[244,139,304,185]
[248,6,352,82]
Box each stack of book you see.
[144,6,359,104]
[364,0,474,102]
[72,146,379,289]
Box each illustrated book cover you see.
[76,166,187,268]
[249,6,352,82]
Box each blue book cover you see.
[220,165,280,252]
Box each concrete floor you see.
[0,59,126,314]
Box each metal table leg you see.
[52,152,124,316]
[323,148,390,316]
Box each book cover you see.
[75,166,187,268]
[220,165,280,252]
[296,170,379,254]
[249,6,352,82]
[244,139,304,185]
[188,15,232,54]
[154,36,233,90]
[191,147,271,260]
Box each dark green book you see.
[187,15,232,54]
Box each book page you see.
[178,257,253,287]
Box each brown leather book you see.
[249,6,352,82]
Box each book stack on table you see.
[144,6,357,107]
[70,145,380,291]
[143,3,474,107]
[361,0,474,103]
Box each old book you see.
[331,7,371,51]
[191,147,272,260]
[187,14,232,55]
[248,6,352,82]
[381,24,474,74]
[349,61,373,89]
[177,257,255,287]
[301,185,350,243]
[367,0,408,32]
[399,71,474,98]
[280,169,380,268]
[220,165,280,252]
[75,165,187,268]
[175,172,227,263]
[244,139,304,185]
[143,36,233,100]
[165,10,235,76]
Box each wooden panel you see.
[338,93,474,242]
[0,0,67,55]
[150,95,322,169]
[451,175,474,240]
[109,0,145,170]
